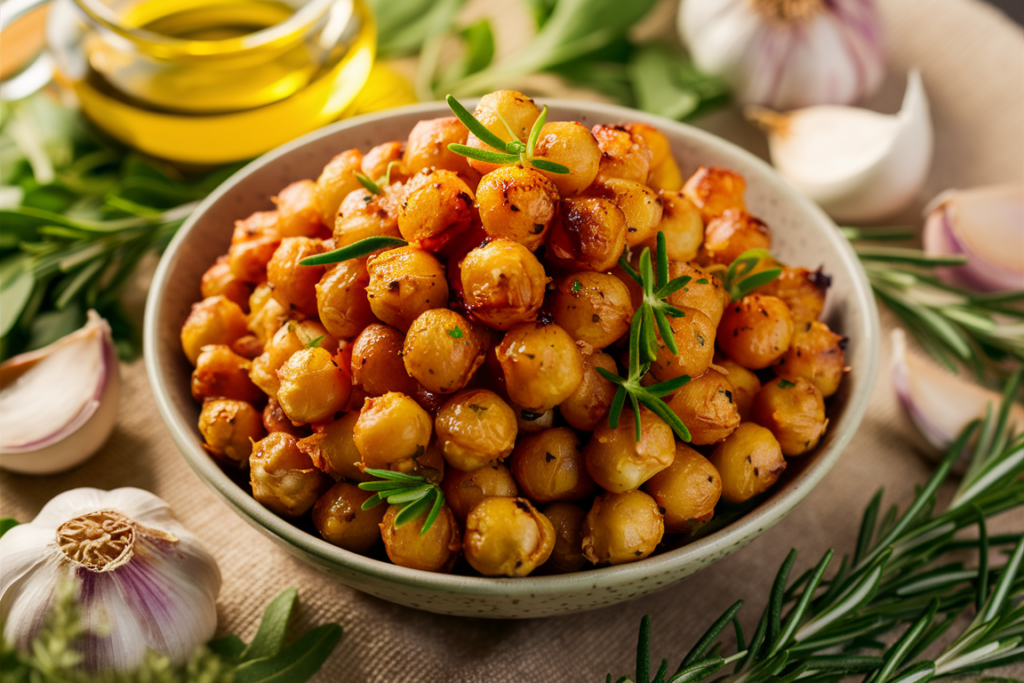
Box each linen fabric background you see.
[2,0,1022,680]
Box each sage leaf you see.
[239,587,298,662]
[233,623,343,683]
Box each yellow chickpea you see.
[591,124,653,185]
[717,294,794,370]
[541,502,588,574]
[274,179,323,238]
[247,283,286,345]
[397,169,475,245]
[552,273,633,348]
[545,197,628,273]
[510,428,596,503]
[381,503,462,573]
[650,307,716,382]
[276,347,352,425]
[755,265,829,324]
[475,165,560,250]
[250,432,331,518]
[464,497,555,577]
[403,309,487,394]
[297,411,370,482]
[666,261,730,327]
[641,192,704,262]
[315,259,376,339]
[702,209,772,266]
[582,490,664,566]
[353,391,433,468]
[312,482,386,553]
[589,179,664,247]
[709,423,786,504]
[250,320,336,398]
[350,323,418,397]
[442,463,519,521]
[460,239,548,331]
[263,397,308,438]
[332,185,402,248]
[365,246,448,331]
[191,344,263,403]
[435,389,518,471]
[198,399,265,467]
[266,237,326,318]
[361,141,408,183]
[643,444,722,534]
[201,256,252,311]
[774,320,846,398]
[584,406,676,493]
[560,351,618,431]
[682,166,747,223]
[532,121,602,195]
[403,116,478,180]
[386,440,446,483]
[495,322,584,412]
[714,355,762,421]
[512,402,555,434]
[624,122,683,191]
[464,90,540,175]
[181,295,249,365]
[316,149,364,226]
[751,377,828,456]
[228,211,281,284]
[666,369,741,446]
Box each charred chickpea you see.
[312,482,386,553]
[332,185,402,248]
[464,497,555,577]
[403,309,487,394]
[232,334,264,359]
[228,211,281,284]
[584,406,676,493]
[666,369,741,446]
[353,391,433,468]
[560,351,618,431]
[714,356,761,421]
[545,197,628,273]
[381,502,462,573]
[250,432,331,518]
[541,502,588,574]
[464,90,540,175]
[682,166,746,223]
[666,261,730,327]
[532,121,602,195]
[496,322,584,412]
[442,463,519,521]
[365,245,448,331]
[201,256,252,311]
[181,295,249,365]
[274,179,323,238]
[751,377,828,456]
[717,294,794,370]
[460,239,548,331]
[264,397,308,437]
[552,273,633,348]
[350,323,418,397]
[315,149,364,226]
[775,320,846,397]
[266,237,326,318]
[250,319,336,398]
[435,389,518,471]
[582,490,664,566]
[591,124,653,185]
[588,179,664,247]
[755,265,829,324]
[315,259,376,339]
[297,411,369,482]
[624,122,683,191]
[191,344,263,403]
[702,209,771,266]
[276,347,352,425]
[644,444,722,534]
[397,169,475,245]
[475,166,560,250]
[709,423,786,504]
[650,306,717,382]
[641,192,703,262]
[402,117,478,182]
[361,141,407,183]
[247,283,286,346]
[510,427,596,503]
[198,399,265,467]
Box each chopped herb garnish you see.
[469,404,488,412]
[521,409,543,421]
[716,248,782,301]
[300,236,408,266]
[305,334,325,349]
[778,379,796,388]
[358,469,445,534]
[571,279,582,293]
[448,326,464,339]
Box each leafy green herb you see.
[448,326,464,339]
[359,468,446,534]
[354,172,381,195]
[778,379,796,389]
[627,43,729,122]
[714,248,782,302]
[0,518,20,538]
[571,279,582,293]
[305,334,325,349]
[354,161,401,196]
[299,236,408,266]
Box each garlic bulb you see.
[0,487,221,671]
[747,70,933,223]
[678,0,885,110]
[0,311,120,474]
[923,184,1024,292]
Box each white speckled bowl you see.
[144,101,879,618]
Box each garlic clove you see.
[922,184,1024,292]
[0,311,120,474]
[747,70,933,223]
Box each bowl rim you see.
[144,99,880,597]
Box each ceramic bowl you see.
[144,101,880,618]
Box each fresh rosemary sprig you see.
[358,468,447,533]
[354,160,401,195]
[715,248,784,302]
[300,235,408,266]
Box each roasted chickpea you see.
[353,391,433,468]
[650,307,716,382]
[666,261,730,327]
[644,444,722,534]
[755,265,829,324]
[460,239,548,331]
[232,208,279,245]
[545,197,628,272]
[588,179,664,247]
[435,389,518,471]
[584,406,675,493]
[464,90,540,175]
[266,237,326,318]
[386,440,445,483]
[231,334,264,359]
[397,169,475,245]
[198,399,265,467]
[560,351,618,431]
[751,377,828,456]
[381,502,462,573]
[513,403,555,434]
[510,428,596,503]
[263,396,307,437]
[641,191,703,262]
[250,432,331,518]
[350,323,417,397]
[201,257,252,311]
[714,355,761,421]
[464,497,555,577]
[552,273,632,348]
[312,482,386,552]
[250,320,336,398]
[191,344,263,403]
[496,322,584,412]
[274,179,323,238]
[229,216,281,284]
[591,124,653,185]
[297,411,369,481]
[361,141,407,183]
[667,369,740,445]
[610,263,645,312]
[442,463,518,521]
[476,166,559,250]
[403,116,476,178]
[582,490,664,565]
[702,210,771,266]
[717,294,794,369]
[365,246,448,331]
[315,259,376,339]
[247,283,287,345]
[315,149,363,226]
[709,423,786,504]
[332,185,402,248]
[682,166,746,223]
[532,121,602,195]
[541,502,588,574]
[276,347,352,425]
[403,309,487,394]
[625,122,683,191]
[775,321,846,397]
[181,295,249,365]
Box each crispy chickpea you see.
[365,246,448,331]
[181,295,249,365]
[397,169,475,245]
[266,237,326,318]
[709,423,786,504]
[441,463,518,521]
[332,185,402,248]
[625,122,683,191]
[232,334,264,359]
[315,259,375,339]
[297,411,369,482]
[591,124,653,185]
[510,428,596,502]
[464,90,540,174]
[589,179,664,247]
[403,116,477,179]
[682,166,746,223]
[532,121,602,195]
[552,273,632,348]
[350,323,417,397]
[610,263,645,312]
[250,432,330,518]
[250,320,336,398]
[541,502,587,574]
[247,283,286,345]
[354,391,433,468]
[751,377,828,456]
[714,355,761,420]
[641,192,703,262]
[775,321,846,397]
[560,351,618,431]
[263,397,307,437]
[381,503,461,573]
[201,257,252,311]
[496,322,584,412]
[276,347,352,425]
[464,497,555,577]
[702,210,771,266]
[584,406,675,493]
[198,399,265,467]
[718,294,794,370]
[386,440,445,483]
[361,141,407,183]
[650,307,716,382]
[475,166,560,250]
[460,239,548,331]
[315,149,363,226]
[312,482,386,552]
[403,309,487,394]
[666,369,741,446]
[435,389,518,471]
[582,490,664,566]
[513,403,555,434]
[229,211,281,283]
[666,261,730,327]
[274,179,323,238]
[644,444,722,534]
[191,344,263,403]
[545,197,628,272]
[755,266,829,324]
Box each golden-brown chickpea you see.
[350,323,417,397]
[365,246,448,331]
[510,428,596,503]
[552,273,632,348]
[191,344,263,403]
[312,482,386,552]
[250,320,336,398]
[584,406,676,493]
[464,91,540,175]
[650,306,716,382]
[717,294,794,370]
[361,141,407,183]
[755,265,828,324]
[640,192,703,262]
[315,149,363,226]
[545,197,628,273]
[532,121,602,195]
[274,180,323,238]
[250,432,331,518]
[264,396,308,437]
[464,496,555,577]
[591,124,653,185]
[397,169,475,245]
[560,351,618,431]
[460,239,548,331]
[582,490,664,566]
[297,411,369,482]
[315,259,376,339]
[386,440,445,483]
[403,116,477,179]
[610,263,645,312]
[644,443,722,534]
[709,423,786,504]
[231,334,264,359]
[751,377,828,456]
[667,369,741,446]
[442,463,518,521]
[381,502,462,573]
[276,347,351,425]
[541,502,588,574]
[512,402,555,434]
[714,355,761,421]
[624,123,683,191]
[702,209,771,266]
[403,309,487,394]
[247,283,287,345]
[774,321,846,398]
[201,257,252,311]
[666,261,730,327]
[475,166,560,250]
[198,399,265,467]
[682,166,746,223]
[332,185,402,248]
[229,211,281,284]
[266,237,325,318]
[496,322,584,412]
[232,208,279,245]
[588,179,664,247]
[435,389,518,471]
[353,391,433,468]
[181,295,249,365]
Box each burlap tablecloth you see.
[2,0,1022,680]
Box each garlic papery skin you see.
[0,487,221,671]
[922,184,1024,292]
[747,70,933,223]
[678,0,885,110]
[0,310,120,474]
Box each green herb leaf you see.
[527,105,548,158]
[239,587,297,662]
[529,158,570,174]
[448,326,464,339]
[446,144,521,165]
[445,95,509,151]
[441,19,495,84]
[778,379,796,389]
[0,518,21,538]
[571,279,582,293]
[0,257,35,337]
[628,44,728,121]
[358,470,446,533]
[304,334,325,349]
[354,172,381,195]
[300,236,408,266]
[233,623,343,683]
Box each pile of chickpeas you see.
[181,90,847,578]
